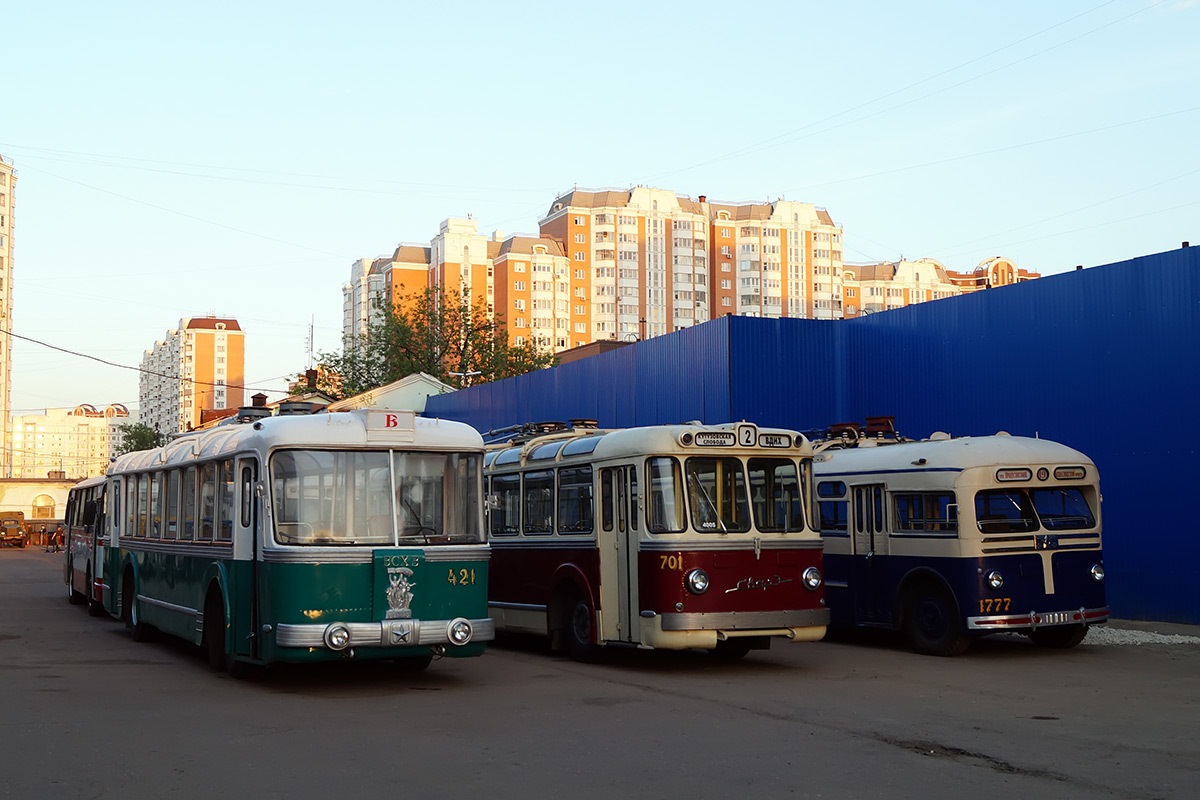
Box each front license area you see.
[979,597,1012,614]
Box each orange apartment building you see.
[341,186,1036,353]
[139,317,246,434]
[539,187,850,338]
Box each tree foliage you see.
[315,288,557,399]
[114,423,166,456]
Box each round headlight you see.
[323,623,351,651]
[686,568,710,595]
[447,617,473,645]
[802,566,823,590]
[986,570,1005,589]
[1091,564,1105,582]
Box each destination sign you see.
[694,432,736,447]
[757,433,791,448]
[996,468,1032,482]
[1054,466,1087,480]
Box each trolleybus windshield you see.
[270,449,482,545]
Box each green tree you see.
[114,422,165,455]
[316,288,556,398]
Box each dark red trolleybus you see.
[483,421,828,660]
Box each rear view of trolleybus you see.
[483,421,829,660]
[814,425,1107,656]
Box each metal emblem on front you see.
[387,620,416,645]
[1036,535,1060,550]
[386,566,416,619]
[725,575,793,593]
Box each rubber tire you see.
[204,593,227,672]
[394,654,434,672]
[565,592,600,663]
[709,639,753,660]
[67,560,84,605]
[122,576,154,642]
[86,566,105,617]
[1027,625,1089,649]
[904,583,970,657]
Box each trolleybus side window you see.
[748,457,805,532]
[490,473,521,536]
[558,466,593,534]
[646,457,686,533]
[166,469,180,539]
[522,469,554,535]
[686,457,750,533]
[124,478,136,538]
[217,460,235,541]
[817,480,848,535]
[150,472,164,539]
[198,462,217,541]
[1030,487,1095,530]
[137,474,150,538]
[181,466,197,540]
[975,489,1037,533]
[894,492,957,534]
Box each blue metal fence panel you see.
[424,245,1200,622]
[426,317,736,432]
[726,316,845,430]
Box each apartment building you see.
[342,245,433,341]
[946,256,1040,292]
[340,186,1035,355]
[539,188,848,338]
[139,317,246,434]
[0,154,15,477]
[842,258,963,317]
[492,235,571,349]
[10,404,130,479]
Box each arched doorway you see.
[32,494,56,520]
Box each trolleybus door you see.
[851,484,886,623]
[233,457,260,659]
[600,467,636,643]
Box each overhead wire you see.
[2,327,295,395]
[654,0,1163,180]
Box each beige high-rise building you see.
[139,317,246,434]
[1,154,15,477]
[10,404,130,480]
[339,187,1036,358]
[539,188,848,339]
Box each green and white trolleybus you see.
[74,408,493,675]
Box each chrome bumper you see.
[275,617,495,649]
[967,606,1109,631]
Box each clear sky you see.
[2,0,1197,415]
